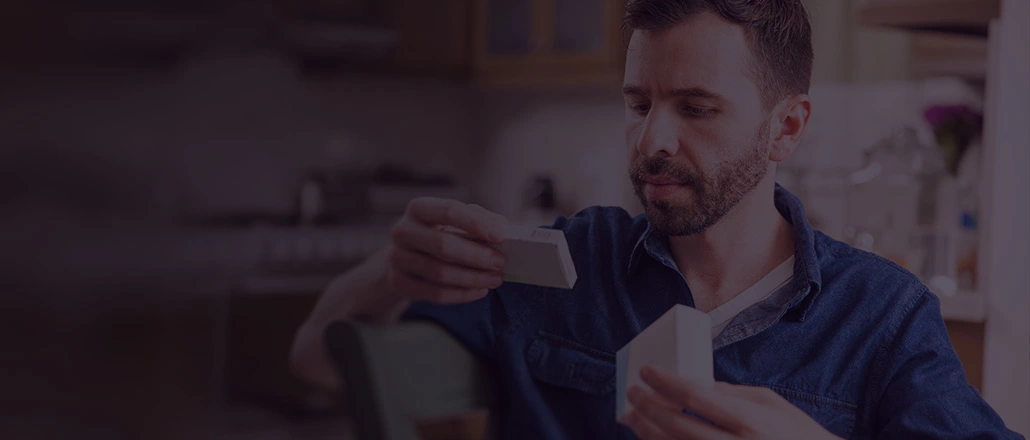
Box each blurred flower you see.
[923,104,983,175]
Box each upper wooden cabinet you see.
[381,0,629,86]
[473,0,627,85]
[855,0,1000,82]
[857,0,1000,36]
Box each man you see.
[291,1,1021,438]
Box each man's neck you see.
[667,180,795,313]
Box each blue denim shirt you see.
[402,185,1021,439]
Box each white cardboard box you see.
[448,224,577,290]
[616,304,713,419]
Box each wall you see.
[0,54,481,437]
[981,0,1030,434]
[0,52,478,223]
[473,87,640,223]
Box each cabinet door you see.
[474,0,627,84]
[552,0,608,55]
[386,0,472,75]
[481,0,535,57]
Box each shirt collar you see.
[626,184,823,321]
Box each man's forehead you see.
[623,12,753,97]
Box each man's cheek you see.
[625,116,645,141]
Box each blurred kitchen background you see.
[1,0,1026,439]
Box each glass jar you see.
[845,126,952,284]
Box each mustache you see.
[630,157,702,186]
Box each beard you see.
[630,121,770,236]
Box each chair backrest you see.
[324,320,493,440]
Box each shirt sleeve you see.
[873,289,1023,439]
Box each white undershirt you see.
[707,255,795,338]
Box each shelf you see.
[858,0,1000,37]
[910,33,988,80]
[938,291,986,323]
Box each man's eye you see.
[682,106,715,118]
[631,103,651,115]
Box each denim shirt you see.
[402,185,1021,439]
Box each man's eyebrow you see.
[669,87,723,100]
[621,85,723,101]
[622,85,649,97]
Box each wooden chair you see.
[324,320,494,440]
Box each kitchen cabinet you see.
[909,33,988,81]
[945,320,985,391]
[857,0,999,36]
[857,0,998,81]
[381,0,475,78]
[472,0,627,85]
[379,0,628,86]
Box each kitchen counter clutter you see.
[180,224,391,289]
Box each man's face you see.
[623,12,773,236]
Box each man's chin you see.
[644,192,692,211]
[641,199,713,236]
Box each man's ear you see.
[768,94,811,163]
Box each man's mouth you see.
[639,175,686,200]
[641,175,683,185]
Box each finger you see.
[407,197,506,243]
[618,410,675,440]
[627,386,733,440]
[640,366,742,430]
[385,268,490,303]
[628,385,681,413]
[469,203,509,233]
[392,218,506,271]
[389,246,503,289]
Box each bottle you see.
[954,142,982,292]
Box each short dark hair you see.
[623,0,813,111]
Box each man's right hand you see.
[385,197,509,304]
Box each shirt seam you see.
[735,381,858,410]
[535,330,616,362]
[866,284,928,426]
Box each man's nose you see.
[636,107,680,158]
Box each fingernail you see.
[627,386,643,403]
[491,254,506,269]
[640,365,654,378]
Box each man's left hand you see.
[619,365,842,440]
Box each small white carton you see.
[447,224,577,290]
[616,304,713,419]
